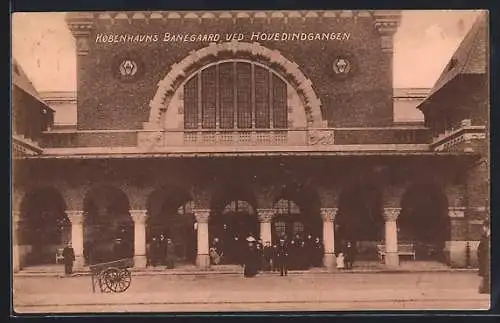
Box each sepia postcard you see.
[11,9,491,313]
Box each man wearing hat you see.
[276,238,289,276]
[62,241,75,276]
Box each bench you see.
[377,243,416,262]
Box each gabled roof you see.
[12,59,54,112]
[425,12,488,99]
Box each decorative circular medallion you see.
[112,52,144,82]
[332,57,352,77]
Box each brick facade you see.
[74,12,397,130]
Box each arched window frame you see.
[183,60,289,131]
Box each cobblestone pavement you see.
[13,272,490,313]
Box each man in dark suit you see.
[477,219,490,294]
[62,242,75,276]
[276,238,289,276]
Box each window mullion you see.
[233,62,238,129]
[251,63,256,129]
[216,64,220,130]
[197,71,202,129]
[269,70,273,129]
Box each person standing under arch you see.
[477,219,490,294]
[62,241,75,276]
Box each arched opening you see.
[209,187,259,265]
[336,182,384,260]
[148,42,325,129]
[271,184,322,269]
[399,183,450,262]
[183,60,289,130]
[146,187,196,265]
[82,186,134,265]
[19,187,70,266]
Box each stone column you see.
[383,208,400,268]
[130,210,147,268]
[320,207,337,271]
[67,210,84,270]
[12,211,20,272]
[258,208,274,244]
[194,209,210,269]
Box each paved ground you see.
[12,272,490,313]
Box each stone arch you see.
[208,183,259,263]
[146,185,196,264]
[19,186,70,266]
[82,185,133,264]
[399,182,450,261]
[336,180,384,255]
[271,182,322,244]
[147,41,325,129]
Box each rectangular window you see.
[201,67,216,129]
[255,66,270,128]
[219,63,234,129]
[183,76,198,129]
[272,74,287,129]
[236,63,252,129]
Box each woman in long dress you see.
[243,240,259,277]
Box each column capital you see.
[130,209,148,224]
[257,208,275,223]
[320,207,338,222]
[194,209,210,223]
[383,208,401,221]
[66,210,84,224]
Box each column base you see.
[134,255,147,268]
[323,253,337,271]
[74,256,84,271]
[196,254,210,269]
[385,252,399,268]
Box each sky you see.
[11,10,482,93]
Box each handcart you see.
[89,258,133,293]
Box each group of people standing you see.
[146,234,176,269]
[210,233,325,277]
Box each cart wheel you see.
[104,268,131,293]
[98,273,113,293]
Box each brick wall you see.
[77,16,393,130]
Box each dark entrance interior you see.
[336,182,384,260]
[146,188,197,265]
[399,183,450,262]
[83,186,134,265]
[209,199,259,264]
[19,187,70,266]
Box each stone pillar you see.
[130,210,147,268]
[383,208,400,268]
[67,210,84,270]
[194,209,210,269]
[12,211,20,272]
[258,208,274,244]
[320,207,337,271]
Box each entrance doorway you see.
[19,187,70,267]
[146,188,197,265]
[209,200,259,264]
[83,186,134,265]
[399,183,450,262]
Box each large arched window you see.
[184,61,288,130]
